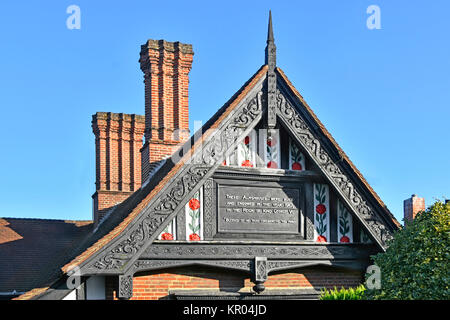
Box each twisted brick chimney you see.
[92,112,145,225]
[403,194,425,223]
[139,40,194,182]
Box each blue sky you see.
[0,1,448,223]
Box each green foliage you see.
[366,201,450,300]
[319,285,366,300]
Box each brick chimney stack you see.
[92,112,145,225]
[403,194,425,223]
[139,39,194,182]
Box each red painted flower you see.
[292,162,302,171]
[189,198,200,211]
[241,160,253,167]
[189,233,201,241]
[222,160,227,166]
[267,136,277,147]
[317,235,327,243]
[161,232,173,240]
[340,236,350,243]
[244,136,250,145]
[316,203,327,214]
[267,161,278,169]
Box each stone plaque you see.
[218,185,300,234]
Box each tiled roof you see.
[0,218,92,294]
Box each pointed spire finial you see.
[265,11,277,129]
[267,10,274,43]
[265,10,276,68]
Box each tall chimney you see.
[139,40,194,182]
[403,194,425,223]
[92,112,145,225]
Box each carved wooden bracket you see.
[118,274,133,300]
[253,257,268,294]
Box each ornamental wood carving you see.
[132,260,252,274]
[141,243,369,260]
[118,275,133,299]
[276,88,393,248]
[86,89,264,272]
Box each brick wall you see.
[105,266,362,300]
[92,112,145,225]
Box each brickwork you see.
[139,39,194,182]
[92,112,145,225]
[404,194,425,223]
[105,266,362,300]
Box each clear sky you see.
[0,1,448,223]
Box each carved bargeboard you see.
[275,86,394,248]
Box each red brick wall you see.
[92,112,145,225]
[105,266,362,300]
[139,40,193,182]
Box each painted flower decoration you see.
[290,140,305,171]
[338,201,351,243]
[189,233,200,241]
[161,232,173,240]
[267,136,277,147]
[266,132,278,169]
[316,203,326,214]
[292,162,302,171]
[189,198,200,211]
[267,161,278,169]
[241,159,253,167]
[315,184,328,243]
[244,136,250,145]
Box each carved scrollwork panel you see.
[275,88,393,247]
[141,243,368,260]
[203,178,215,240]
[132,259,252,274]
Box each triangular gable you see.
[62,63,400,280]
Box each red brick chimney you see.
[403,194,425,223]
[92,112,145,225]
[139,39,194,182]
